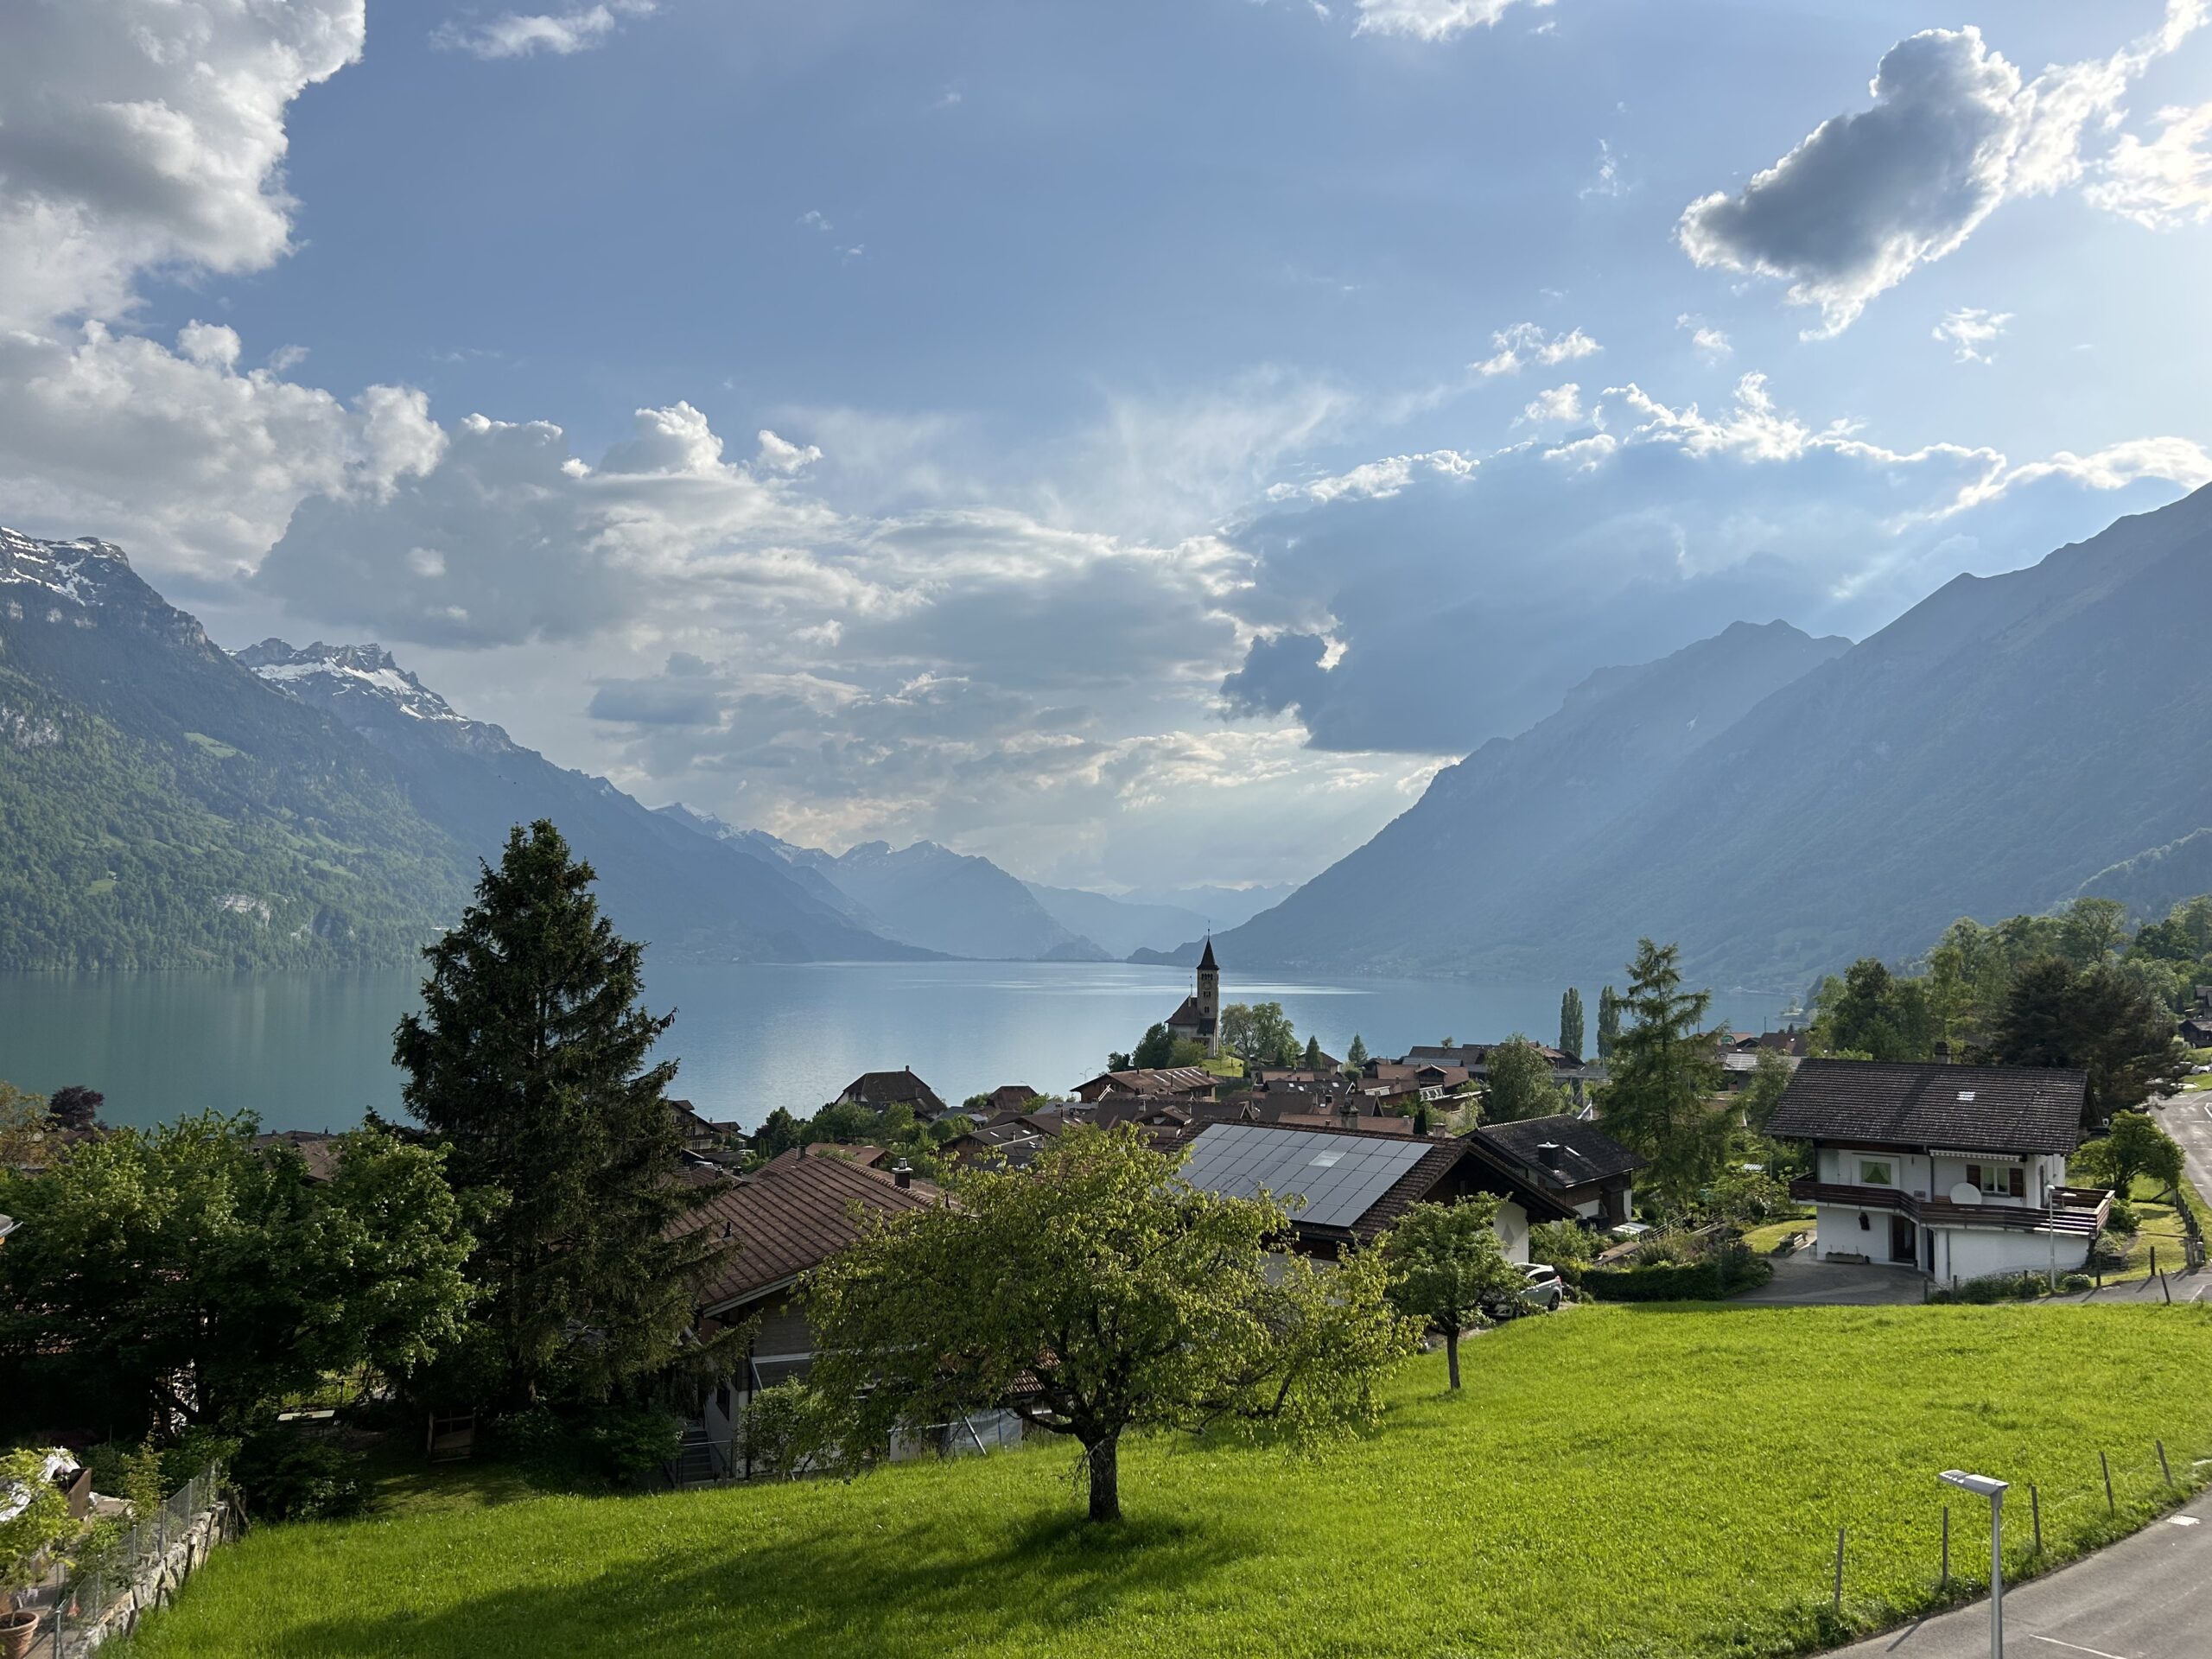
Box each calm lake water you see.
[0,963,1788,1134]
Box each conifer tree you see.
[1302,1034,1324,1069]
[394,821,729,1405]
[1345,1033,1370,1072]
[1599,941,1726,1212]
[1596,985,1622,1060]
[1559,987,1585,1060]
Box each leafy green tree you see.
[1412,1102,1433,1135]
[1527,1219,1598,1270]
[751,1106,804,1160]
[791,1124,1421,1522]
[1816,959,1935,1060]
[1559,988,1585,1061]
[0,1081,50,1169]
[393,820,730,1406]
[1738,1047,1794,1134]
[1128,1022,1177,1070]
[2072,1110,2185,1198]
[2059,897,2129,969]
[1993,956,2181,1126]
[1483,1035,1567,1123]
[1600,940,1727,1213]
[1345,1033,1370,1072]
[1596,986,1622,1061]
[1302,1035,1325,1070]
[1381,1197,1522,1389]
[1220,1001,1300,1067]
[0,1114,474,1436]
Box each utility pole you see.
[1940,1470,2008,1659]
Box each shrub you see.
[1929,1271,2051,1306]
[2059,1273,2093,1293]
[2104,1199,2140,1236]
[1527,1220,1598,1270]
[584,1405,683,1485]
[232,1425,367,1522]
[0,1447,78,1597]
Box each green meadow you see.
[121,1303,2212,1659]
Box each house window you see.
[1859,1160,1893,1186]
[1980,1166,2024,1198]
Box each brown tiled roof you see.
[1163,995,1217,1037]
[687,1153,937,1314]
[252,1129,344,1184]
[1472,1113,1644,1191]
[836,1069,948,1113]
[760,1142,887,1173]
[1766,1059,2087,1154]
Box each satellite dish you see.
[1948,1182,1982,1205]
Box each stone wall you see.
[53,1495,240,1657]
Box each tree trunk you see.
[1085,1433,1122,1522]
[1446,1326,1462,1390]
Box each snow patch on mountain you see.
[236,639,467,723]
[0,527,131,608]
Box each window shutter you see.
[2009,1167,2025,1198]
[1967,1164,1981,1189]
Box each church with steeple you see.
[1163,938,1221,1057]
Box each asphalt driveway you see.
[1732,1255,1929,1305]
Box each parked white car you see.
[1518,1262,1565,1312]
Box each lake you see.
[0,963,1789,1134]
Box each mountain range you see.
[1192,483,2212,989]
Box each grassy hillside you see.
[123,1304,2212,1659]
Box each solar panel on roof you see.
[1179,1123,1433,1230]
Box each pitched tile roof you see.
[836,1069,948,1113]
[1471,1114,1644,1191]
[687,1152,937,1314]
[1765,1059,2087,1155]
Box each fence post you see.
[1833,1526,1846,1615]
[2031,1484,2043,1555]
[2159,1441,2174,1486]
[2102,1450,2116,1514]
[1941,1504,1950,1587]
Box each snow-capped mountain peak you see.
[235,639,467,724]
[1,527,134,610]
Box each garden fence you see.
[1818,1437,2206,1637]
[15,1465,226,1659]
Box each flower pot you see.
[0,1608,40,1659]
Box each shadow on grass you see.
[274,1503,1252,1657]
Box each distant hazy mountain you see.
[0,530,468,969]
[1198,618,1851,976]
[657,808,1107,961]
[1023,883,1214,959]
[241,641,925,964]
[1122,883,1300,931]
[1210,485,2212,988]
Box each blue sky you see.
[4,0,2211,889]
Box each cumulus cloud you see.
[0,0,365,330]
[1678,3,2207,334]
[1934,307,2012,364]
[432,2,658,60]
[1676,315,1732,361]
[1517,383,1586,426]
[2088,102,2212,228]
[1472,322,1601,377]
[1353,0,1554,42]
[1226,372,2212,753]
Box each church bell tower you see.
[1196,938,1220,1056]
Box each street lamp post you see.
[1940,1470,2009,1659]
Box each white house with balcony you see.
[1767,1059,2112,1282]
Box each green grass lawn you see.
[120,1304,2212,1659]
[1739,1211,1816,1255]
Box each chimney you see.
[1536,1141,1563,1169]
[892,1160,913,1190]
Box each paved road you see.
[1732,1255,1929,1306]
[2154,1094,2212,1208]
[1828,1491,2212,1657]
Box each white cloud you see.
[1678,3,2206,334]
[432,1,658,60]
[2088,102,2212,228]
[1517,383,1585,426]
[755,429,823,474]
[0,0,365,331]
[1580,138,1626,200]
[1472,322,1601,377]
[1675,315,1733,361]
[1934,307,2012,364]
[1352,0,1554,42]
[798,210,832,232]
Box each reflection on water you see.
[0,962,1787,1134]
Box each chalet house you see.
[1175,1120,1577,1262]
[1767,1059,2112,1281]
[1071,1066,1217,1103]
[2180,1014,2212,1050]
[1470,1114,1644,1227]
[681,1150,942,1478]
[832,1069,949,1118]
[980,1084,1044,1116]
[1404,1043,1602,1105]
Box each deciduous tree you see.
[1220,1001,1300,1067]
[1483,1035,1566,1123]
[1596,986,1622,1060]
[1559,988,1585,1061]
[2072,1110,2184,1198]
[1382,1197,1522,1389]
[793,1124,1421,1522]
[1993,956,2180,1126]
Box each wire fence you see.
[1817,1438,2205,1638]
[13,1465,225,1659]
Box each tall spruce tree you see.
[1599,940,1726,1213]
[394,821,730,1405]
[1559,987,1585,1061]
[1596,985,1621,1060]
